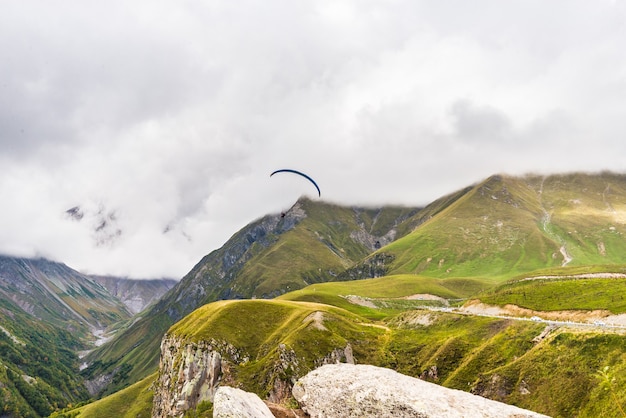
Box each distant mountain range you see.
[0,255,176,416]
[90,275,177,314]
[0,256,130,338]
[0,256,176,335]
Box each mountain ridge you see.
[61,170,626,417]
[84,198,425,395]
[0,254,181,415]
[86,171,626,396]
[0,255,131,338]
[349,171,626,280]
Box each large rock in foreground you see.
[213,386,274,418]
[293,364,550,418]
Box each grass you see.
[362,173,626,281]
[82,172,626,416]
[383,312,626,418]
[169,299,377,351]
[277,274,493,319]
[473,331,626,418]
[478,275,626,313]
[167,299,386,399]
[80,297,626,418]
[233,199,401,298]
[61,373,156,418]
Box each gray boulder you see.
[293,363,550,418]
[213,386,275,418]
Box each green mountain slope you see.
[0,256,131,340]
[163,289,626,417]
[0,297,90,417]
[0,255,179,416]
[476,268,626,313]
[85,199,423,395]
[74,289,626,418]
[59,373,156,418]
[73,171,626,416]
[364,172,626,279]
[87,171,626,397]
[147,299,388,416]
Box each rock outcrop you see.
[151,331,355,418]
[292,363,550,418]
[151,336,238,418]
[213,386,274,418]
[152,329,551,418]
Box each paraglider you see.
[270,169,321,197]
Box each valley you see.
[5,171,626,417]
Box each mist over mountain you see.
[90,275,177,314]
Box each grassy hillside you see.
[369,172,626,280]
[0,256,131,340]
[84,171,626,413]
[162,299,387,407]
[386,312,626,418]
[277,274,491,319]
[170,299,385,363]
[527,172,626,266]
[54,373,156,418]
[476,266,626,313]
[85,199,423,394]
[80,293,626,418]
[230,199,422,297]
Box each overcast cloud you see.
[2,0,626,279]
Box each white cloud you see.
[2,1,626,278]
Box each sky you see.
[2,0,626,279]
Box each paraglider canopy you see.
[270,169,321,197]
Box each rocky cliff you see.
[152,316,552,417]
[151,331,354,418]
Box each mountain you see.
[0,295,90,417]
[72,171,626,417]
[0,256,132,339]
[90,276,177,314]
[352,171,626,280]
[0,256,178,416]
[0,256,135,416]
[83,199,424,395]
[83,273,626,418]
[85,171,626,399]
